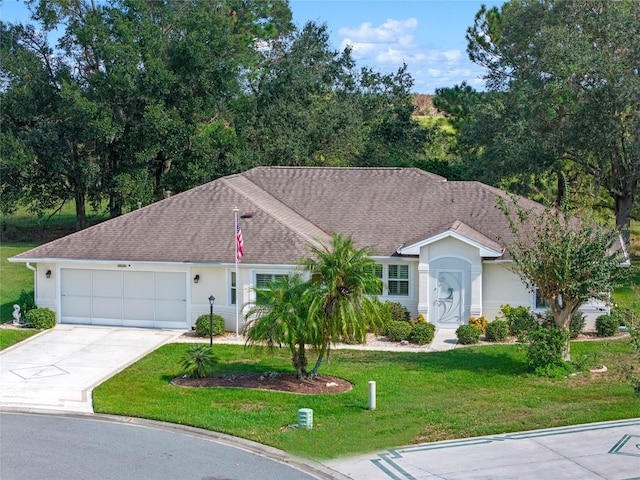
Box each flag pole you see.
[234,206,240,337]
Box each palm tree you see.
[302,233,388,378]
[244,274,321,379]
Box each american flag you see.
[236,219,244,263]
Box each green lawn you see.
[0,328,38,350]
[0,242,38,322]
[93,340,639,459]
[613,262,640,315]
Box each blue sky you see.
[1,0,503,93]
[290,1,503,93]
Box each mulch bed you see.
[171,372,353,395]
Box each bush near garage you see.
[194,314,226,337]
[24,308,56,329]
[456,324,481,344]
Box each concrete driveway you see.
[0,325,182,413]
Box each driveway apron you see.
[0,325,182,413]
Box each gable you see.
[397,221,503,258]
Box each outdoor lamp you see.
[208,295,216,347]
[46,270,52,278]
[193,274,200,283]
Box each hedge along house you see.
[10,167,610,331]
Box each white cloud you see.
[336,17,484,93]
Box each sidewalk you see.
[174,327,460,353]
[324,418,640,480]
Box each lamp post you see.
[208,295,215,347]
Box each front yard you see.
[93,339,639,460]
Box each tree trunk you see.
[615,192,635,248]
[309,344,326,379]
[548,298,578,362]
[75,187,87,230]
[293,344,308,379]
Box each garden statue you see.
[12,304,21,326]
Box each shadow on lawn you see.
[334,346,529,376]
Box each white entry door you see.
[60,269,188,329]
[434,270,464,326]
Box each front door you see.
[434,270,464,326]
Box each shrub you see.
[24,308,56,329]
[499,305,537,336]
[569,311,586,339]
[409,322,436,345]
[468,315,488,334]
[385,302,410,323]
[194,314,226,337]
[522,319,569,371]
[410,313,427,325]
[456,324,481,344]
[386,320,412,342]
[181,344,216,379]
[18,289,36,316]
[485,320,509,342]
[595,314,619,337]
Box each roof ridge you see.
[220,176,332,247]
[246,165,447,181]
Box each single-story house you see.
[10,166,609,331]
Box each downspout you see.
[26,262,37,307]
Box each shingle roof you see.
[13,167,539,264]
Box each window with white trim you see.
[370,264,383,295]
[534,286,548,310]
[230,271,237,305]
[255,273,288,288]
[388,264,409,296]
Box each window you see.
[370,264,383,295]
[388,264,409,296]
[230,271,236,305]
[255,273,287,288]
[534,286,548,309]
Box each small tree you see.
[302,233,388,378]
[498,197,625,361]
[244,274,320,379]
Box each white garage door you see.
[60,269,188,329]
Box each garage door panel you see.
[93,270,123,297]
[61,295,91,318]
[156,272,186,300]
[123,299,155,321]
[61,270,91,296]
[155,299,187,323]
[124,272,154,299]
[92,297,123,320]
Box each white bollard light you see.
[368,381,376,410]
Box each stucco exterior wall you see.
[34,263,56,311]
[481,262,530,320]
